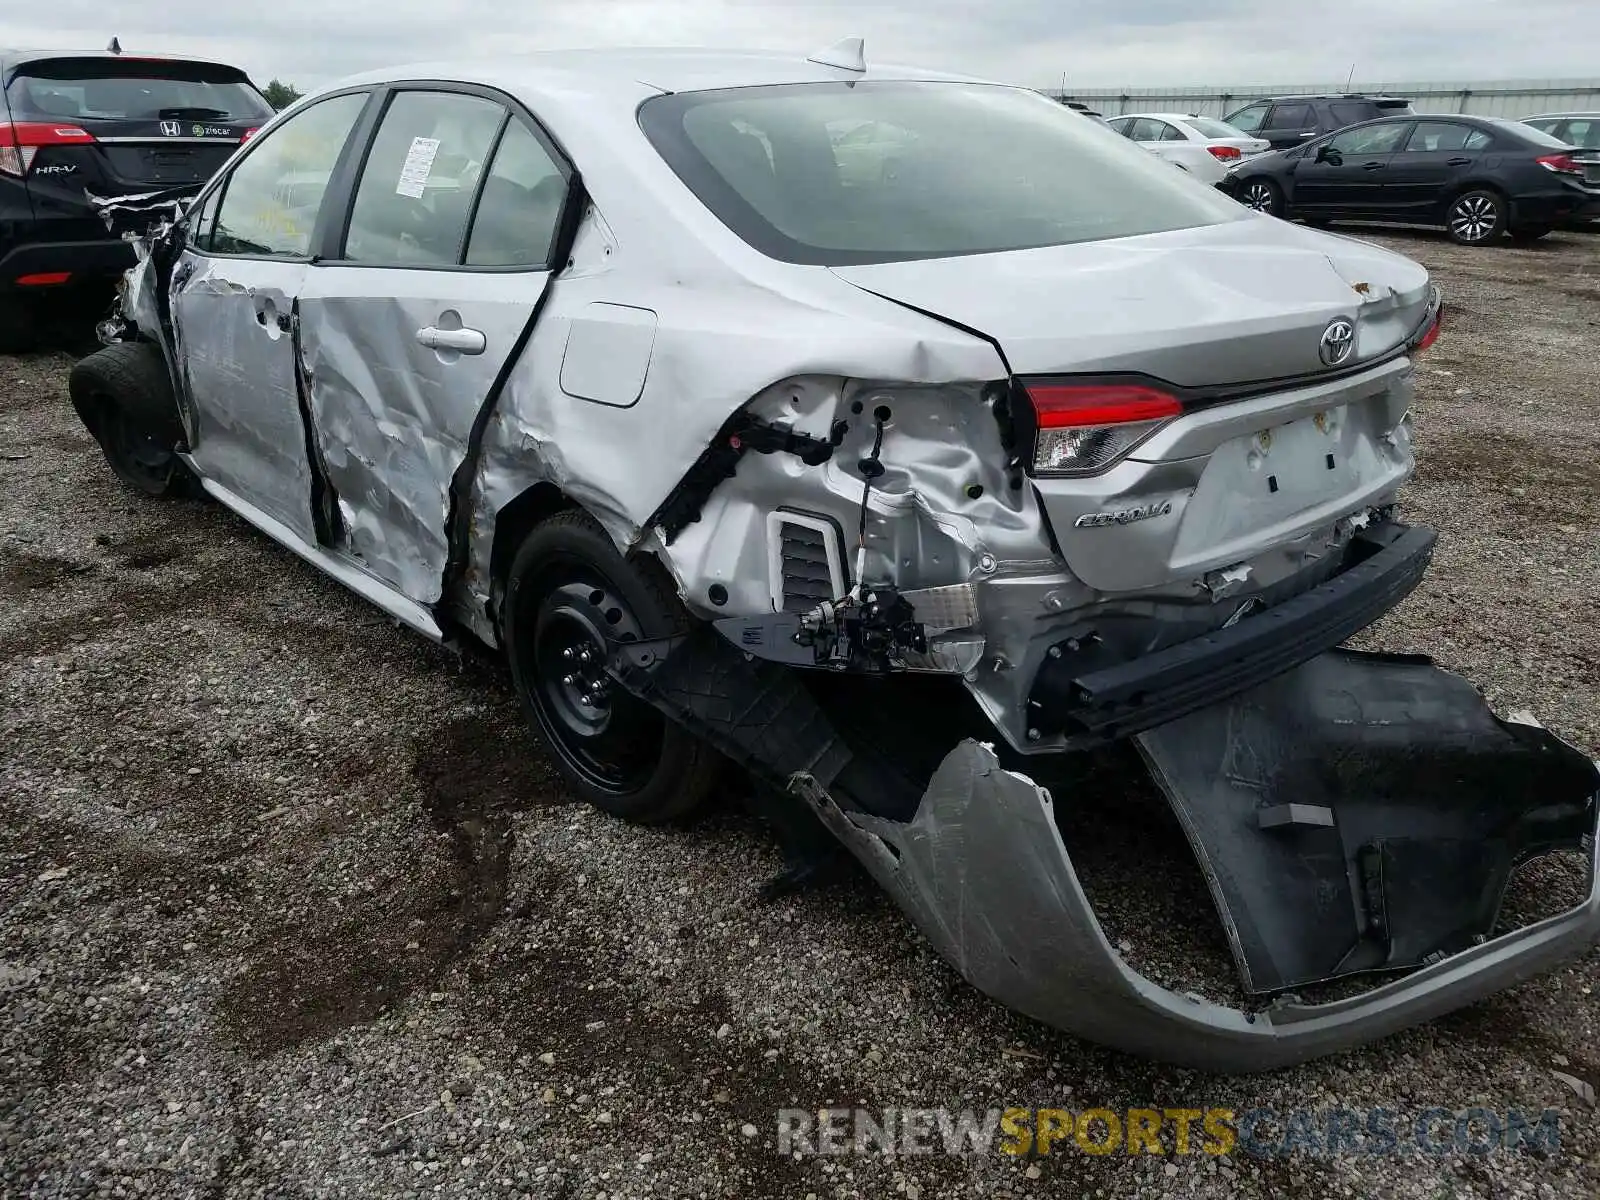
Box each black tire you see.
[0,294,39,355]
[1509,225,1553,243]
[68,341,187,498]
[503,510,720,824]
[1446,189,1507,245]
[1239,177,1284,217]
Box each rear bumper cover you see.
[613,626,1600,1072]
[808,655,1599,1073]
[1029,520,1435,742]
[0,237,135,288]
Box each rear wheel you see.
[1240,178,1284,217]
[1446,190,1506,245]
[68,341,188,497]
[1508,225,1553,243]
[503,510,720,823]
[0,294,39,355]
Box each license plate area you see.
[1244,406,1355,507]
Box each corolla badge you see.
[1319,318,1356,367]
[1073,499,1175,529]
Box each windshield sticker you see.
[396,136,441,198]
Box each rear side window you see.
[343,91,507,267]
[5,57,271,123]
[1403,122,1483,153]
[1265,103,1314,131]
[1563,119,1600,149]
[1330,102,1376,126]
[640,82,1244,267]
[464,120,567,268]
[202,92,368,257]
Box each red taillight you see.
[1027,384,1183,429]
[1415,314,1442,354]
[241,127,261,142]
[1207,145,1243,161]
[0,121,96,177]
[16,272,73,286]
[1536,153,1581,176]
[1025,384,1183,474]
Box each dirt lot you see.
[3,229,1599,1199]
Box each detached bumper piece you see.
[609,630,1599,1072]
[1028,521,1435,743]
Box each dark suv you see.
[1,48,272,351]
[1223,94,1413,152]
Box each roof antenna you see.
[107,36,122,54]
[808,38,865,73]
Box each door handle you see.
[1362,161,1386,170]
[1298,131,1318,139]
[416,325,486,354]
[1446,156,1472,166]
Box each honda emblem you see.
[160,120,181,137]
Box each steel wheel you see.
[102,394,178,495]
[1242,180,1280,215]
[525,574,664,796]
[1447,192,1504,244]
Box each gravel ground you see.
[3,228,1599,1199]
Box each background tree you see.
[260,79,302,111]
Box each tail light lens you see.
[1207,145,1243,161]
[1536,153,1581,176]
[0,121,95,177]
[241,127,261,142]
[1025,384,1182,475]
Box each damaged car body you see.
[70,45,1599,1072]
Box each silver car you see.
[71,44,1599,1071]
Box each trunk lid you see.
[830,216,1431,382]
[832,219,1433,595]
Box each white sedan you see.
[70,42,1598,1072]
[1106,112,1271,183]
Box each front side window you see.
[342,90,506,267]
[1325,123,1409,156]
[639,82,1244,266]
[205,91,368,257]
[1225,104,1268,132]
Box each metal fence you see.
[1056,80,1600,121]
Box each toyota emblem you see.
[1319,318,1355,367]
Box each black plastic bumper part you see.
[1029,522,1437,742]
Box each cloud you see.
[9,0,1598,95]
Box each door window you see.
[1152,121,1187,142]
[1264,103,1314,132]
[1225,104,1268,133]
[463,120,568,267]
[1402,122,1480,153]
[343,90,507,266]
[201,91,369,257]
[1324,123,1409,156]
[1562,119,1600,149]
[1129,118,1164,141]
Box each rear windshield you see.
[5,57,270,123]
[639,82,1245,266]
[1186,116,1251,139]
[1491,119,1573,150]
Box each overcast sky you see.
[10,1,1597,94]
